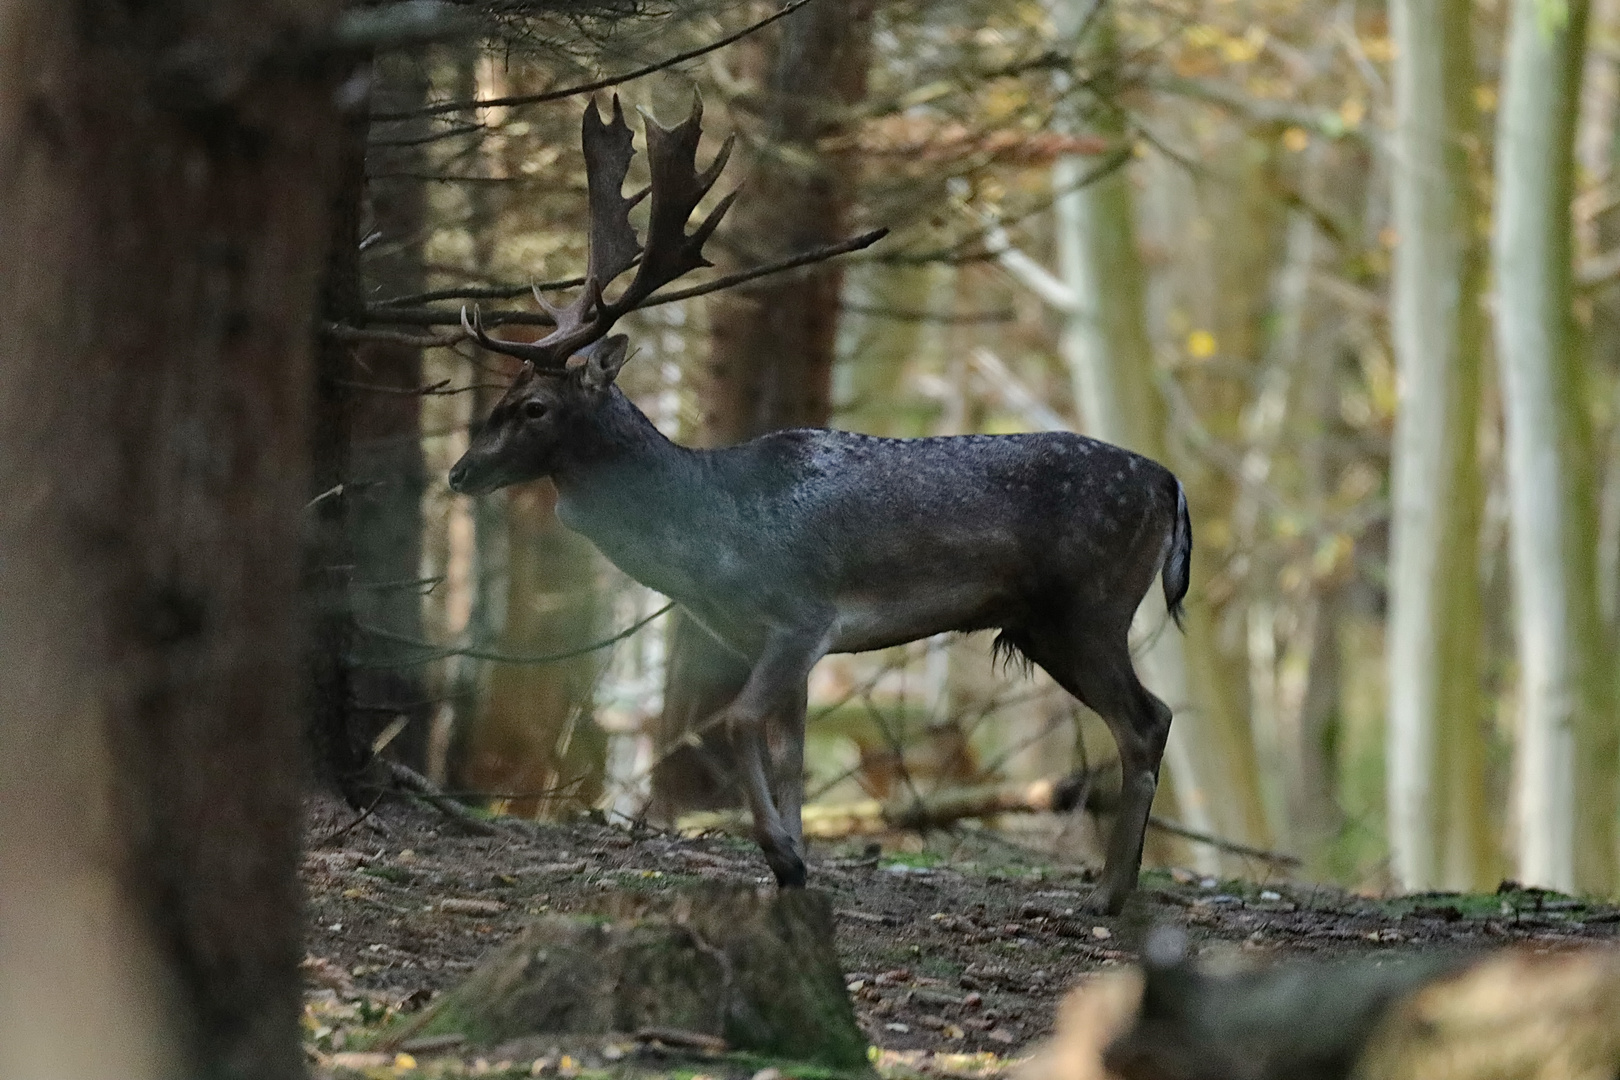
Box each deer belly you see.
[829,583,1004,654]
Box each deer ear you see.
[579,334,630,391]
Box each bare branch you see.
[321,323,468,349]
[371,0,815,122]
[372,273,590,308]
[365,228,890,328]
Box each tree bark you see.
[654,0,876,815]
[1384,0,1492,890]
[0,3,345,1077]
[1493,0,1617,894]
[307,104,372,795]
[348,52,432,770]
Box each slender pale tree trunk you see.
[464,483,609,817]
[0,2,345,1076]
[1494,0,1617,893]
[1032,1,1272,865]
[1385,0,1493,891]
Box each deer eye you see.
[522,401,547,420]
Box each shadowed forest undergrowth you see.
[302,795,1620,1079]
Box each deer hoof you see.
[1082,883,1130,916]
[766,849,808,889]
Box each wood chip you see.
[400,1033,467,1054]
[439,897,507,916]
[633,1027,729,1053]
[837,908,897,925]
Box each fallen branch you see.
[679,773,1301,868]
[383,760,506,838]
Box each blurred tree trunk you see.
[654,0,876,816]
[1043,0,1271,865]
[0,2,344,1077]
[1493,0,1617,894]
[448,57,610,818]
[1384,0,1492,890]
[347,52,432,770]
[463,483,609,817]
[307,108,371,796]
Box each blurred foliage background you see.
[337,0,1620,897]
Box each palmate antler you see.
[461,95,737,370]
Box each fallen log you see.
[381,886,867,1069]
[1023,928,1620,1080]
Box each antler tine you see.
[460,305,567,368]
[501,95,642,368]
[579,95,643,300]
[474,96,733,372]
[610,94,738,314]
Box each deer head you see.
[448,95,735,496]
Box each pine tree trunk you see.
[0,3,345,1076]
[1385,0,1492,890]
[348,52,432,770]
[1493,0,1617,893]
[654,0,876,815]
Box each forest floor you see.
[301,792,1620,1079]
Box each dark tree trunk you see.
[0,3,346,1078]
[653,0,876,816]
[306,103,373,797]
[348,53,432,771]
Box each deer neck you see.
[548,389,710,569]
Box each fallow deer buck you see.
[449,97,1192,914]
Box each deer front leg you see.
[724,624,829,887]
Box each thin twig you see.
[1144,815,1301,866]
[370,123,485,148]
[322,323,468,349]
[355,602,674,667]
[374,273,589,308]
[371,0,815,121]
[312,791,387,847]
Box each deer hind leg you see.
[1026,626,1172,915]
[724,625,828,887]
[774,689,808,849]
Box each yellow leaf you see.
[1474,84,1498,113]
[393,1052,418,1070]
[1282,127,1309,153]
[1361,35,1397,62]
[1339,98,1366,129]
[1186,329,1218,358]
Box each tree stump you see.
[390,886,868,1068]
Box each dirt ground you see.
[301,792,1620,1075]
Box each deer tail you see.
[1161,477,1192,631]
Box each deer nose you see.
[448,459,470,493]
